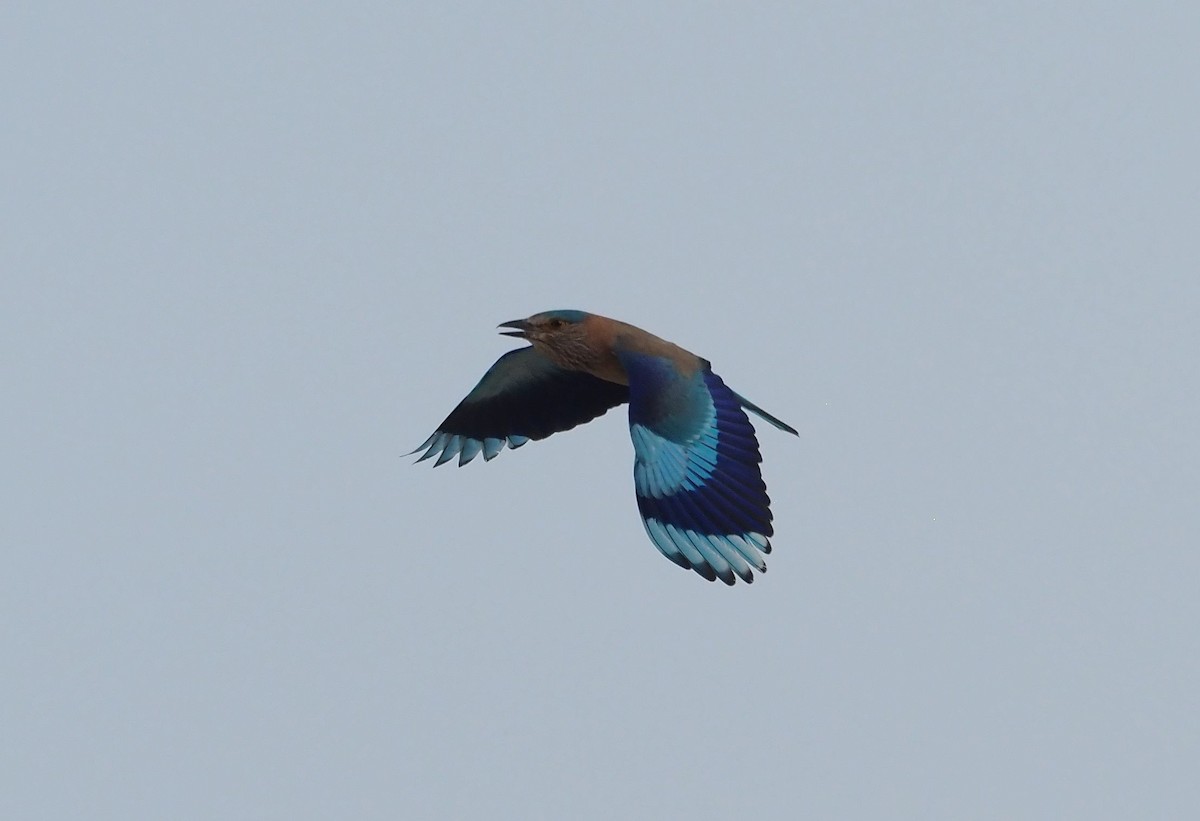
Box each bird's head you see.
[498,310,589,342]
[498,310,595,369]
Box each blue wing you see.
[621,354,777,585]
[413,346,629,466]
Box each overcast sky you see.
[4,3,1198,819]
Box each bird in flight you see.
[412,310,797,584]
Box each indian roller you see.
[412,310,798,585]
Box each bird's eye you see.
[549,319,564,329]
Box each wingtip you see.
[407,433,437,458]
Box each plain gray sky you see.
[4,2,1198,819]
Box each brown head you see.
[498,309,605,373]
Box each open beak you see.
[497,319,530,338]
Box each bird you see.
[411,310,798,585]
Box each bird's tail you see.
[735,392,799,436]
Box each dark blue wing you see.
[413,346,629,466]
[622,355,775,585]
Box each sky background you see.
[3,2,1198,819]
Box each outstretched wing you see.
[412,346,629,466]
[623,355,776,585]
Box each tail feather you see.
[734,392,799,436]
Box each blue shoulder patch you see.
[618,350,710,440]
